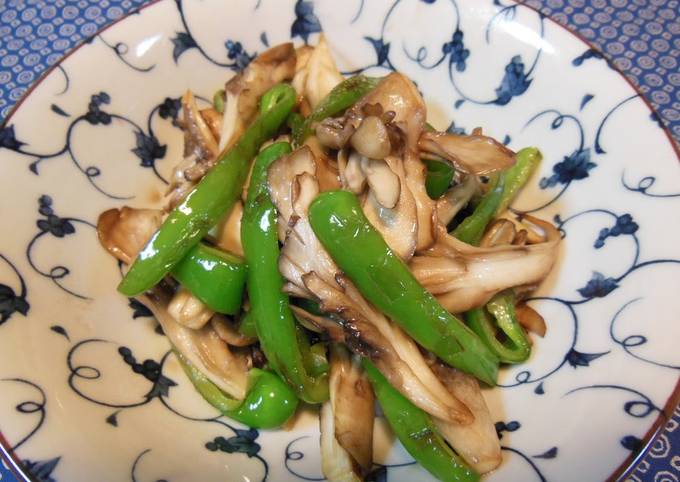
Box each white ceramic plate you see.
[1,1,679,481]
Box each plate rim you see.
[0,1,678,481]
[517,4,680,479]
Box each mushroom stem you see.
[431,363,502,474]
[320,344,374,481]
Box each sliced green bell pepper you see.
[171,243,246,315]
[292,75,381,145]
[309,190,498,385]
[213,89,225,113]
[237,309,258,338]
[456,148,540,364]
[291,297,324,316]
[465,292,531,364]
[118,84,296,296]
[451,174,505,245]
[177,351,298,428]
[495,147,542,215]
[286,111,305,134]
[298,327,329,378]
[241,141,329,403]
[425,159,455,199]
[363,360,479,482]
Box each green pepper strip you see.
[459,148,541,363]
[286,112,304,134]
[291,297,324,316]
[118,84,296,296]
[176,351,298,429]
[289,299,330,376]
[171,243,246,315]
[309,191,498,385]
[425,159,455,199]
[450,148,540,244]
[239,309,328,376]
[307,343,330,377]
[238,310,258,338]
[451,174,505,245]
[294,324,329,378]
[241,142,329,403]
[465,291,531,364]
[292,75,381,145]
[495,147,542,215]
[213,89,225,113]
[363,360,479,482]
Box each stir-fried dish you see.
[97,37,560,482]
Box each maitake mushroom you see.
[292,35,344,109]
[167,43,297,209]
[351,73,436,253]
[419,128,516,176]
[96,206,251,401]
[325,74,433,261]
[410,216,560,313]
[268,147,473,425]
[320,344,374,482]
